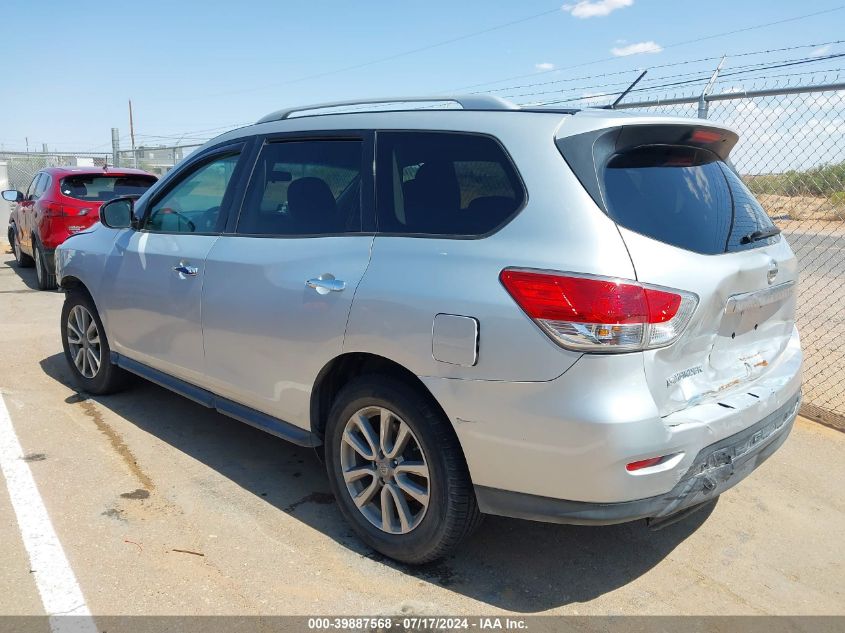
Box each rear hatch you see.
[557,121,798,417]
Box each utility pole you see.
[698,55,726,119]
[129,99,138,168]
[111,128,121,168]
[25,137,29,153]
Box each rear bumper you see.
[474,391,800,525]
[421,326,802,509]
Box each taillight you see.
[43,202,66,217]
[499,269,698,352]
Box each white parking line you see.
[0,394,97,633]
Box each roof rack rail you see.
[256,95,519,123]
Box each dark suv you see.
[3,166,156,289]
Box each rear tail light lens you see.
[43,202,66,217]
[499,269,698,352]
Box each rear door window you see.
[602,145,778,254]
[376,132,525,236]
[237,139,363,235]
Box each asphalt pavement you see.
[0,240,843,619]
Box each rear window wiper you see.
[740,226,781,244]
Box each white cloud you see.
[811,44,832,57]
[610,40,663,56]
[535,62,556,71]
[562,0,633,18]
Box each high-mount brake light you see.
[499,269,698,352]
[689,129,723,144]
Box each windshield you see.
[602,145,778,255]
[60,175,157,202]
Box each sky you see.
[1,0,844,153]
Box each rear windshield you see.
[602,145,777,254]
[60,175,157,202]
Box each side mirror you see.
[99,197,135,229]
[2,190,24,203]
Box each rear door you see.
[101,145,248,385]
[201,133,374,430]
[558,124,798,416]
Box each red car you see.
[3,166,157,289]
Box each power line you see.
[528,56,845,106]
[477,40,845,95]
[452,6,845,92]
[203,5,563,99]
[502,52,845,101]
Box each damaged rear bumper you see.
[474,390,801,525]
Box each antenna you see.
[606,70,648,109]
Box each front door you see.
[201,135,374,429]
[101,148,246,385]
[17,173,42,254]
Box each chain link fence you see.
[0,143,206,194]
[609,82,845,427]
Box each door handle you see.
[172,263,199,276]
[306,273,346,294]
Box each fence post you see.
[111,128,120,168]
[698,55,726,119]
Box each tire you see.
[11,228,34,268]
[325,374,481,564]
[61,289,129,395]
[33,241,56,290]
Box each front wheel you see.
[12,228,34,268]
[325,375,481,564]
[61,289,129,394]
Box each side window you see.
[145,153,239,233]
[26,174,42,200]
[34,175,50,199]
[376,132,525,236]
[238,139,363,235]
[720,165,778,252]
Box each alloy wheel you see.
[66,305,101,379]
[339,406,430,534]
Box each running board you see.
[111,353,321,447]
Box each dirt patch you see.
[120,488,151,500]
[757,194,845,222]
[101,508,126,521]
[283,491,335,513]
[67,392,155,493]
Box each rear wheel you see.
[11,228,34,268]
[61,289,129,394]
[325,375,481,564]
[34,241,56,290]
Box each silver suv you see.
[55,96,802,563]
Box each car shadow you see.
[1,255,40,291]
[39,352,714,613]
